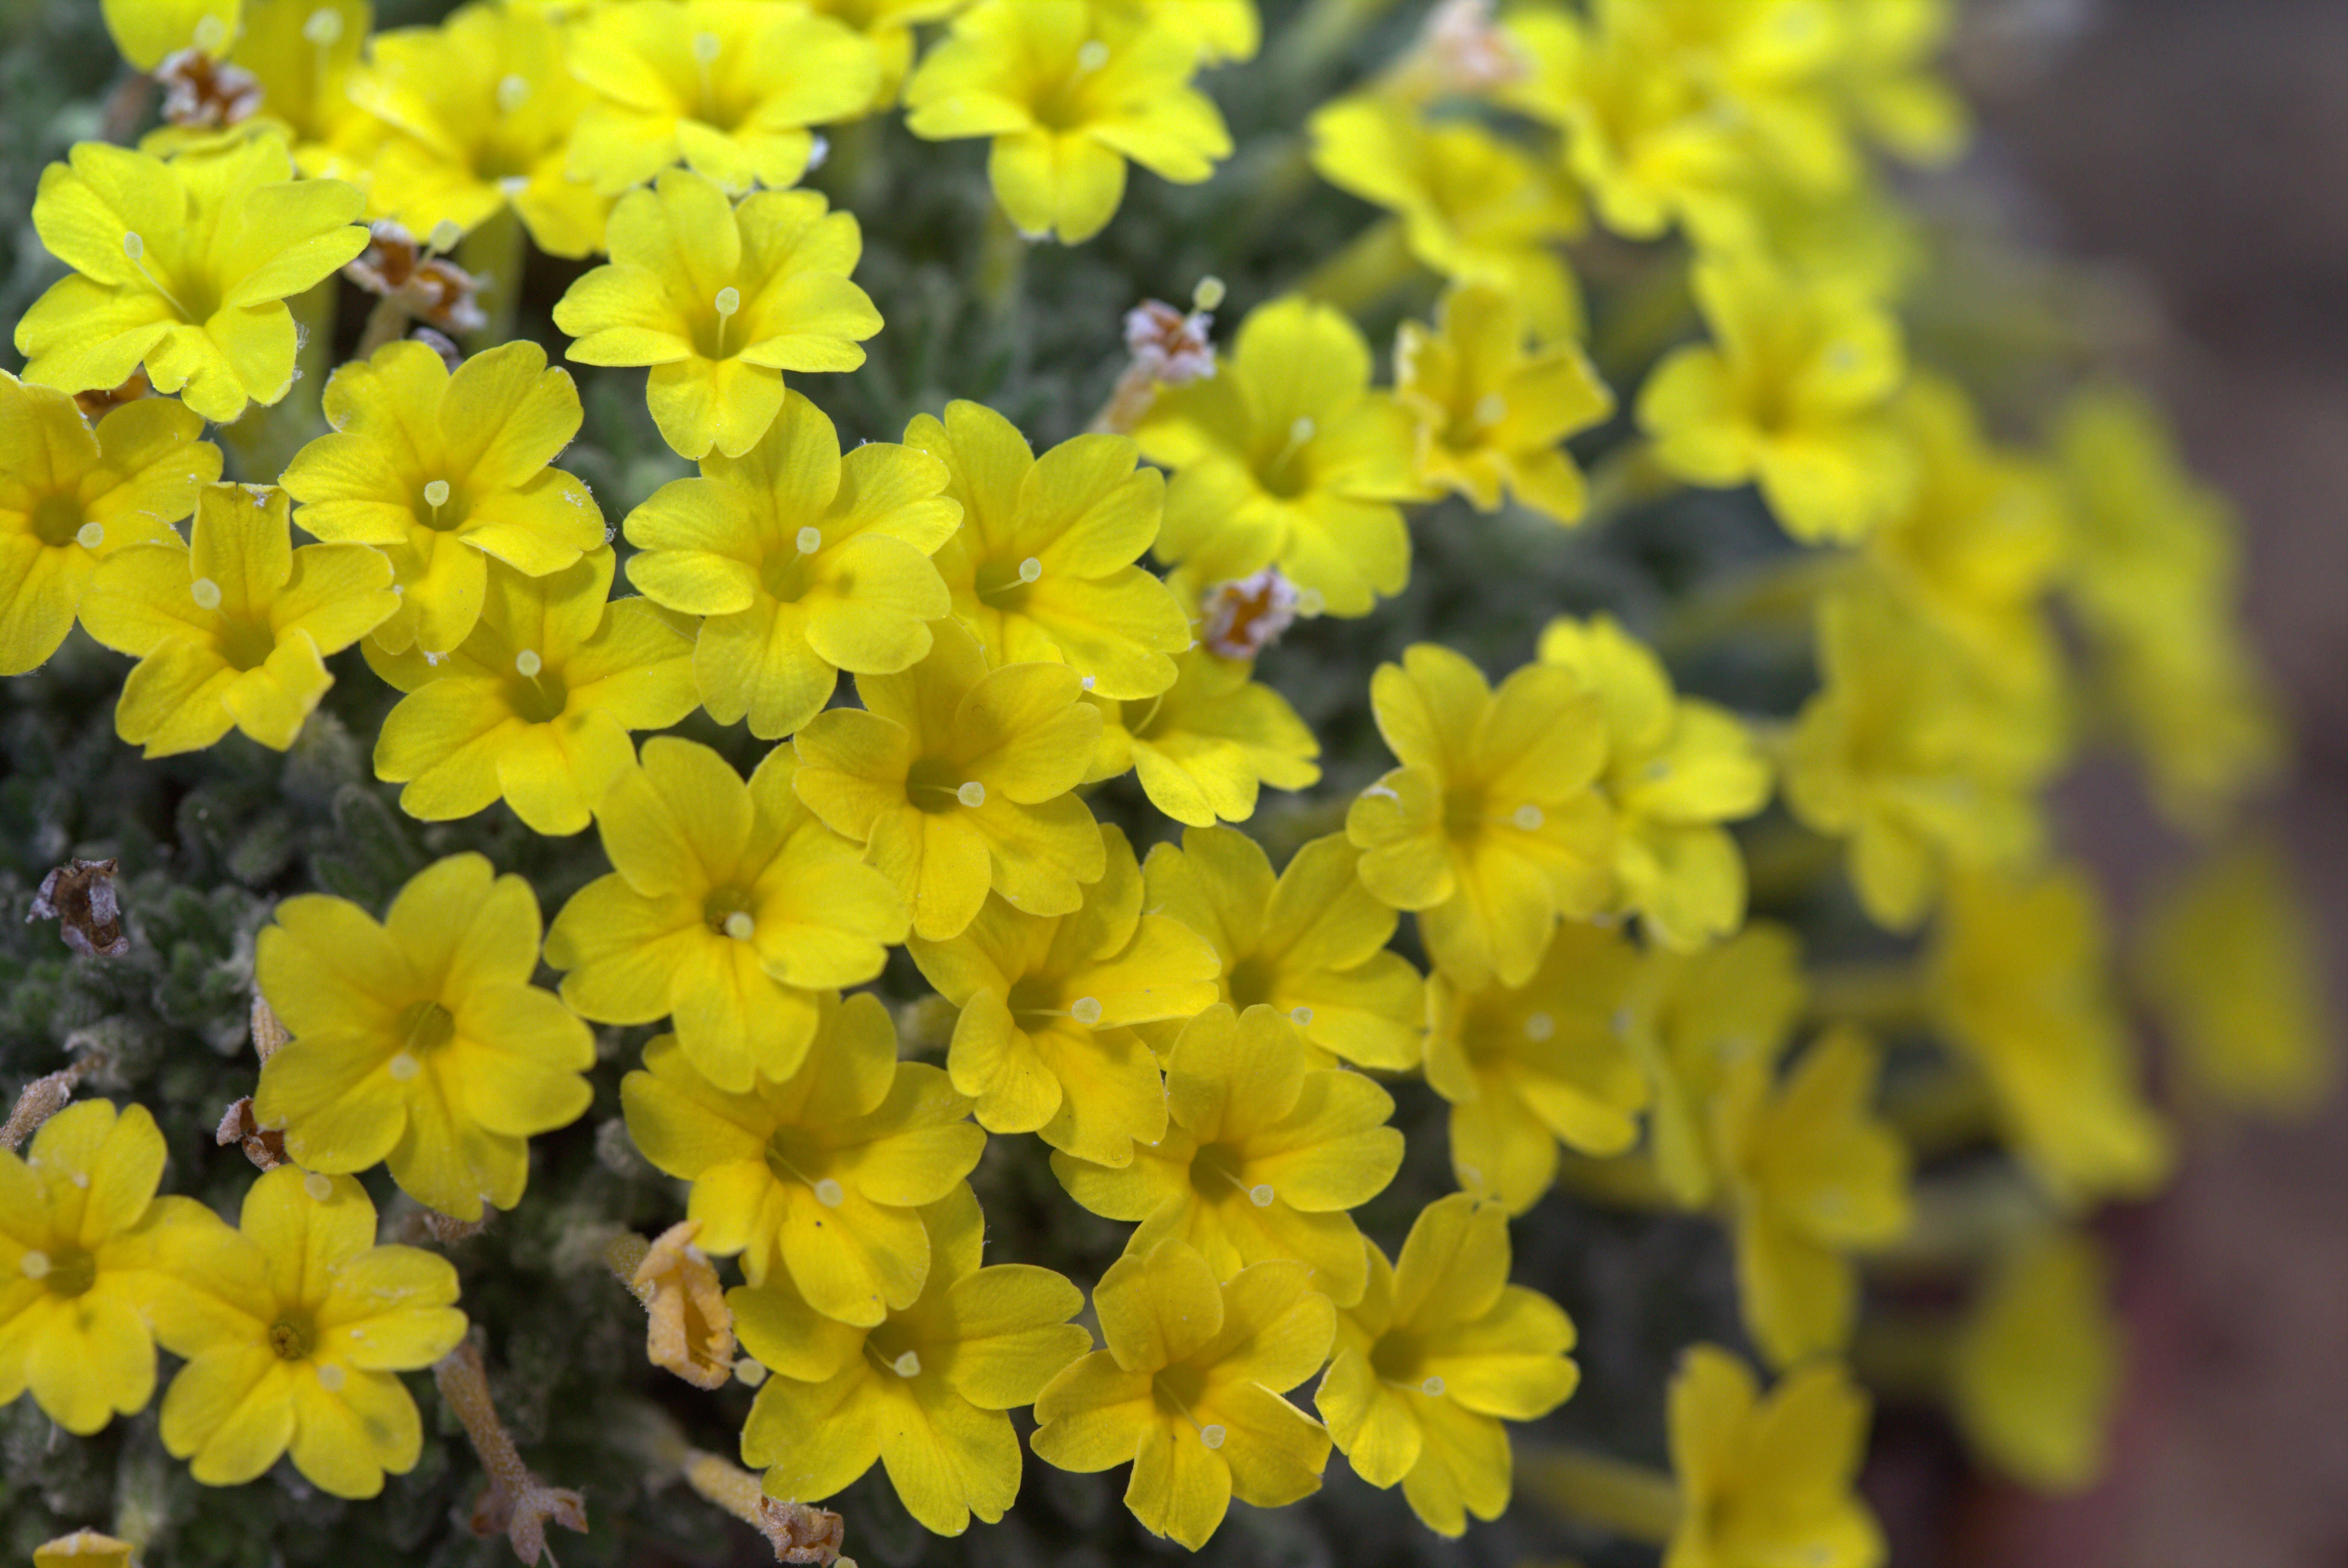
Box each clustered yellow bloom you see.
[7,0,2317,1556]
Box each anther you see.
[692,31,722,63]
[122,231,145,260]
[1249,1183,1275,1208]
[1512,804,1544,831]
[892,1350,922,1377]
[714,286,740,317]
[1289,416,1315,443]
[1475,392,1508,425]
[303,1172,335,1201]
[388,1052,421,1081]
[1193,276,1226,311]
[796,526,822,555]
[427,219,463,254]
[194,14,229,50]
[813,1177,845,1208]
[1421,1375,1445,1397]
[1070,997,1103,1026]
[19,1250,49,1280]
[1018,556,1042,584]
[75,522,104,549]
[1523,1012,1554,1042]
[1077,39,1109,70]
[956,781,986,807]
[515,649,543,677]
[1199,1424,1226,1449]
[191,576,223,610]
[497,74,530,112]
[317,1362,347,1391]
[304,9,344,45]
[1290,1006,1313,1026]
[424,479,451,509]
[723,911,755,941]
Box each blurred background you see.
[1939,0,2348,1562]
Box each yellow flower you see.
[151,1167,466,1498]
[908,399,1190,700]
[80,482,396,757]
[804,0,971,108]
[624,390,960,739]
[1087,646,1321,825]
[1425,921,1647,1214]
[1140,826,1423,1071]
[0,1101,205,1434]
[252,853,597,1222]
[1137,295,1426,618]
[1714,1029,1909,1369]
[1307,99,1586,340]
[1106,0,1259,63]
[33,1531,137,1568]
[736,1185,1091,1535]
[2135,841,2336,1114]
[2057,387,2282,829]
[354,2,613,258]
[1928,865,2171,1206]
[1346,643,1614,988]
[566,0,881,197]
[140,0,380,173]
[907,823,1219,1164]
[364,549,699,836]
[17,139,367,424]
[1832,0,1967,167]
[554,169,882,461]
[793,619,1106,941]
[1637,250,1912,545]
[1052,1003,1402,1307]
[546,737,907,1092]
[1314,1194,1579,1535]
[1625,923,1807,1209]
[1664,1346,1884,1568]
[1949,1227,2119,1494]
[103,0,239,70]
[1394,283,1613,527]
[904,0,1233,244]
[0,372,220,675]
[619,992,986,1325]
[1537,613,1771,950]
[283,339,606,656]
[1031,1239,1335,1549]
[1783,581,2042,931]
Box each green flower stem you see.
[1523,1447,1682,1545]
[1298,216,1420,317]
[1805,960,1934,1033]
[1851,1314,1958,1401]
[979,204,1027,317]
[459,205,527,352]
[1273,0,1407,83]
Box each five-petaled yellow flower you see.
[252,853,597,1222]
[546,737,907,1092]
[794,619,1106,941]
[555,169,881,461]
[1086,646,1322,827]
[619,992,986,1325]
[1316,1194,1580,1535]
[1032,1238,1335,1549]
[151,1167,466,1499]
[737,1185,1091,1536]
[18,139,367,424]
[81,482,396,757]
[624,389,961,740]
[904,0,1233,244]
[1347,643,1614,988]
[0,371,220,676]
[907,823,1219,1165]
[1053,1003,1403,1307]
[282,339,605,657]
[1663,1346,1885,1568]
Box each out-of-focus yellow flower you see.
[18,140,367,424]
[1086,647,1321,826]
[33,1531,137,1568]
[2136,841,2335,1115]
[908,399,1190,699]
[1664,1345,1884,1568]
[1106,0,1258,62]
[1425,921,1646,1214]
[1625,923,1806,1208]
[103,0,239,70]
[805,0,972,107]
[907,824,1218,1165]
[619,992,986,1325]
[1714,1028,1910,1369]
[566,0,880,197]
[546,738,907,1092]
[625,390,960,739]
[0,1101,210,1435]
[252,853,596,1221]
[737,1185,1091,1535]
[1137,295,1426,617]
[1637,251,1911,545]
[1784,581,2043,932]
[1930,865,2171,1207]
[793,620,1106,941]
[904,0,1232,244]
[1347,643,1614,988]
[81,483,396,757]
[364,549,700,836]
[1308,100,1585,340]
[283,339,605,656]
[1031,1239,1335,1549]
[2057,387,2283,830]
[355,2,612,258]
[1538,613,1770,950]
[151,1167,466,1498]
[0,372,219,675]
[1949,1227,2120,1495]
[1052,1003,1402,1307]
[1141,827,1423,1071]
[1316,1193,1579,1535]
[554,169,881,461]
[1831,0,1967,167]
[1394,283,1612,526]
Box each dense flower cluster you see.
[0,0,2327,1564]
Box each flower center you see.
[416,478,469,532]
[30,494,85,548]
[268,1313,317,1361]
[1224,955,1277,1011]
[505,653,569,723]
[764,1130,838,1200]
[704,887,757,938]
[972,554,1042,608]
[23,1245,98,1297]
[1369,1331,1430,1388]
[397,998,457,1054]
[1255,416,1318,499]
[906,756,981,815]
[1190,1141,1265,1204]
[217,615,279,672]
